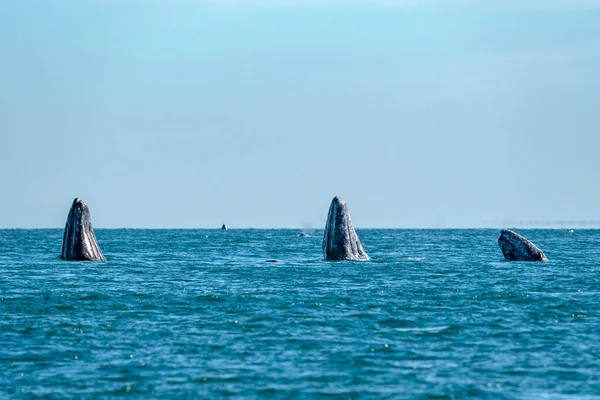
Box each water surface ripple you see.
[1,229,599,399]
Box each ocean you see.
[1,229,599,399]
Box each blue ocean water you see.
[1,229,599,399]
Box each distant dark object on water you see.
[322,196,369,261]
[498,229,547,262]
[61,198,106,262]
[221,224,228,230]
[298,232,310,237]
[265,260,277,263]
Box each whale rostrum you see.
[322,196,369,261]
[498,229,547,262]
[60,198,106,262]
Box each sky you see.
[0,0,599,228]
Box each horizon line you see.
[0,227,596,230]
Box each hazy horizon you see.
[3,223,599,230]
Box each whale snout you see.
[331,196,345,206]
[498,229,547,262]
[71,198,89,212]
[323,196,369,261]
[498,229,520,245]
[499,229,514,238]
[61,197,105,262]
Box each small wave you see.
[394,325,450,333]
[395,325,450,333]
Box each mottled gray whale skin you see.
[60,198,106,262]
[498,229,547,262]
[323,196,369,261]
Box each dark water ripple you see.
[1,229,599,399]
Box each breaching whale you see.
[498,229,547,262]
[322,196,369,261]
[60,198,106,262]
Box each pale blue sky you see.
[1,1,599,228]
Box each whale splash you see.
[498,229,547,262]
[322,196,369,261]
[60,198,106,262]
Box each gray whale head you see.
[322,196,369,261]
[498,229,547,262]
[60,198,106,262]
